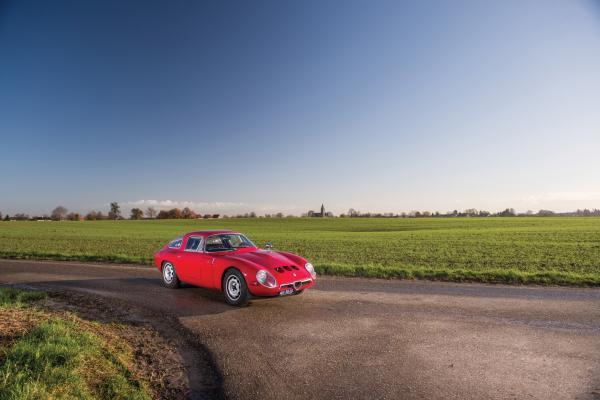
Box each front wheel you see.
[162,262,180,289]
[223,269,250,307]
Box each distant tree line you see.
[154,207,220,219]
[2,204,600,221]
[339,208,600,218]
[0,203,222,221]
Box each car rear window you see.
[185,237,202,252]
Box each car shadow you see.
[14,277,237,317]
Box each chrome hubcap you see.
[163,263,174,283]
[226,275,241,300]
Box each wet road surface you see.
[1,259,599,400]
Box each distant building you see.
[307,204,326,217]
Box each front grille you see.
[280,279,312,290]
[277,265,300,273]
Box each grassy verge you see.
[0,251,150,265]
[2,252,600,286]
[0,288,151,400]
[318,263,600,286]
[2,252,599,286]
[0,287,47,306]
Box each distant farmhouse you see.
[307,204,326,217]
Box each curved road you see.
[1,259,599,400]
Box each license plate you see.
[279,289,294,296]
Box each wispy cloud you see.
[121,200,307,215]
[122,200,245,213]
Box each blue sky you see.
[1,0,600,215]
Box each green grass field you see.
[1,217,599,285]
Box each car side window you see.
[185,237,203,252]
[205,236,227,252]
[168,238,182,249]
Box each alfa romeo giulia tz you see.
[154,230,316,306]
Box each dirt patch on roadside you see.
[44,293,188,399]
[0,307,48,349]
[0,288,224,400]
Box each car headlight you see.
[256,270,277,288]
[304,262,316,279]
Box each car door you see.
[178,236,212,287]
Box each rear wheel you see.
[223,269,250,307]
[162,262,180,289]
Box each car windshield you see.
[205,234,255,252]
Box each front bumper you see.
[248,277,315,297]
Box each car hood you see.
[224,249,313,283]
[225,249,299,269]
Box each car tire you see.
[223,269,250,307]
[162,262,180,289]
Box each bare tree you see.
[537,209,555,217]
[157,208,182,219]
[170,208,182,219]
[348,208,360,217]
[85,210,105,220]
[66,212,82,221]
[130,208,144,220]
[181,207,197,219]
[157,210,169,219]
[51,206,68,221]
[464,208,478,217]
[108,202,121,220]
[145,207,157,219]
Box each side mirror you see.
[265,242,273,251]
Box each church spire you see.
[321,203,325,217]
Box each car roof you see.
[185,230,239,237]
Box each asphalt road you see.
[1,259,599,400]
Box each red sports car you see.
[153,230,316,306]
